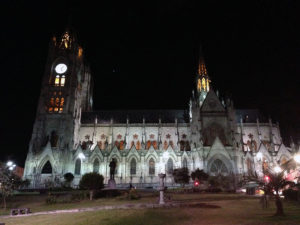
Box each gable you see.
[201,90,225,112]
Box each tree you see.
[191,169,209,183]
[172,168,190,187]
[0,163,22,209]
[79,172,104,200]
[63,172,74,188]
[243,169,293,216]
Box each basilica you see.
[23,30,296,188]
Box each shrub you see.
[63,173,74,187]
[191,169,209,182]
[208,174,235,191]
[45,193,57,204]
[283,189,299,201]
[79,172,104,200]
[71,191,87,201]
[206,187,222,193]
[172,168,190,187]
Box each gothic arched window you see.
[167,158,173,174]
[130,158,136,175]
[149,158,155,175]
[210,159,228,175]
[75,159,81,175]
[182,158,188,168]
[41,161,52,174]
[93,158,100,173]
[246,158,253,174]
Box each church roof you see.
[235,109,267,123]
[81,110,189,124]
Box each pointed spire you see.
[197,45,208,76]
[196,44,211,99]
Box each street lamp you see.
[294,154,300,164]
[78,153,85,160]
[274,166,282,173]
[256,152,263,161]
[6,161,16,171]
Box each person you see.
[109,158,116,180]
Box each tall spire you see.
[196,45,210,105]
[197,46,208,76]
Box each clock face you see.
[55,63,67,74]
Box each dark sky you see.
[1,0,299,167]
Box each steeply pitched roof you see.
[81,110,189,124]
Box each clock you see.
[55,63,67,74]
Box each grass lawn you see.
[1,193,300,225]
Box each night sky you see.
[1,1,299,167]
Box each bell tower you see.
[28,29,93,155]
[196,47,210,106]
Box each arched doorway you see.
[41,161,52,174]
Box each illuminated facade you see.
[24,30,297,188]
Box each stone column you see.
[158,173,166,205]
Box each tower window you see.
[48,96,65,113]
[197,79,201,91]
[55,75,60,86]
[61,76,65,86]
[202,78,206,90]
[53,75,66,87]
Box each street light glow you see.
[294,154,300,164]
[6,161,13,167]
[256,152,262,161]
[78,153,85,159]
[274,166,282,173]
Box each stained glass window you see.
[210,159,228,175]
[202,78,206,90]
[75,159,81,175]
[149,158,155,175]
[167,158,173,174]
[93,158,100,173]
[183,158,188,168]
[130,158,136,175]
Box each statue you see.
[109,158,117,180]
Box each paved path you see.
[0,202,219,219]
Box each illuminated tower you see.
[196,47,210,106]
[28,29,93,155]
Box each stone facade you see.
[23,30,296,188]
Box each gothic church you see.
[24,30,294,188]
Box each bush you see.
[191,169,209,182]
[206,187,222,193]
[45,194,57,204]
[283,189,299,201]
[79,173,104,200]
[208,175,235,191]
[71,191,87,201]
[172,168,190,187]
[64,173,74,187]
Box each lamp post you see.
[6,161,16,171]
